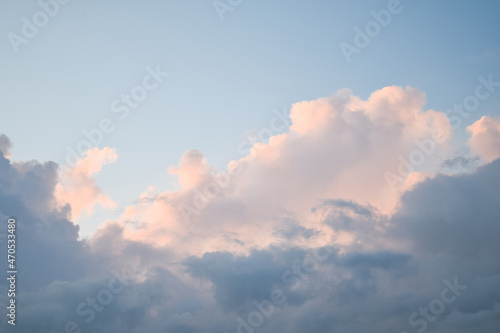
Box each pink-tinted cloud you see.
[467,116,500,162]
[236,86,451,214]
[167,150,212,190]
[103,86,453,255]
[55,147,118,220]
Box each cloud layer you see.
[0,86,499,332]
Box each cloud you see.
[0,134,12,158]
[392,158,500,260]
[467,116,500,162]
[231,85,451,219]
[168,150,212,190]
[110,86,452,254]
[55,147,118,220]
[0,146,88,294]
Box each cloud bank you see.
[0,86,499,333]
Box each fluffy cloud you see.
[468,116,500,162]
[55,147,118,220]
[112,86,452,254]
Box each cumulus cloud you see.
[55,147,118,220]
[112,86,452,254]
[0,143,89,308]
[468,116,500,162]
[168,150,212,190]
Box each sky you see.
[1,0,500,332]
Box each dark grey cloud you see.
[321,199,375,217]
[184,248,310,312]
[441,155,480,172]
[393,158,500,259]
[273,217,319,241]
